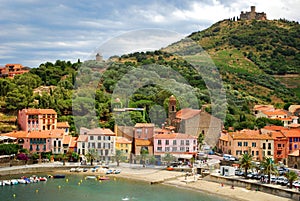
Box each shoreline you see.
[0,164,294,201]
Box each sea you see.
[0,174,233,201]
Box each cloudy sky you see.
[1,0,299,67]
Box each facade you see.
[56,122,70,135]
[18,109,57,131]
[288,150,300,169]
[79,127,116,162]
[132,123,154,156]
[62,135,77,154]
[240,6,267,20]
[0,64,29,78]
[153,133,197,160]
[223,129,273,161]
[3,129,65,154]
[281,129,300,154]
[116,137,132,160]
[77,134,88,156]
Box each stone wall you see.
[204,174,300,201]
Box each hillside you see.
[1,19,300,133]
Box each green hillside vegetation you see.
[0,19,299,133]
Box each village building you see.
[115,137,132,160]
[219,129,274,161]
[153,133,197,161]
[18,109,57,131]
[79,127,116,163]
[0,64,29,78]
[288,150,300,169]
[132,123,154,157]
[167,95,223,147]
[3,129,65,154]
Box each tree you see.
[162,152,176,167]
[260,157,277,184]
[197,132,205,151]
[239,153,253,178]
[114,150,126,166]
[285,171,298,189]
[85,149,98,166]
[139,147,149,167]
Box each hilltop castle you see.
[240,6,267,20]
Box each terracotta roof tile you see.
[134,123,155,128]
[84,128,115,136]
[176,108,201,120]
[63,135,71,144]
[3,129,64,139]
[116,137,132,144]
[289,105,300,114]
[57,122,70,128]
[219,133,229,141]
[262,109,289,116]
[282,129,300,138]
[22,108,57,115]
[262,125,288,131]
[229,129,273,140]
[69,137,77,148]
[253,105,274,111]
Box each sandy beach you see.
[58,165,294,201]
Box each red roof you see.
[22,108,57,115]
[3,129,64,139]
[135,139,152,146]
[282,129,300,138]
[263,125,287,131]
[262,109,288,116]
[86,128,115,136]
[57,122,70,128]
[134,123,155,128]
[229,129,273,140]
[176,108,201,120]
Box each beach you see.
[0,163,295,201]
[58,165,294,201]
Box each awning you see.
[172,154,193,159]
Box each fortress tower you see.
[240,6,267,21]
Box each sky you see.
[1,0,300,68]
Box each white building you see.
[79,127,116,163]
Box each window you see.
[243,142,248,147]
[243,151,248,154]
[136,128,142,138]
[165,147,170,152]
[98,143,101,148]
[158,140,161,145]
[98,136,101,140]
[268,143,271,149]
[172,147,177,152]
[278,144,281,148]
[43,145,46,151]
[193,140,196,145]
[157,147,162,152]
[180,147,185,152]
[173,140,177,145]
[186,140,189,146]
[294,144,298,149]
[263,143,266,149]
[180,140,184,145]
[237,142,242,147]
[252,151,254,156]
[256,151,259,156]
[295,138,299,142]
[252,142,256,147]
[267,151,271,156]
[166,140,169,145]
[289,138,293,142]
[90,136,94,140]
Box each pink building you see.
[18,109,57,131]
[153,133,197,160]
[3,129,64,154]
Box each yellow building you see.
[116,137,132,160]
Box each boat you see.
[17,179,30,184]
[3,180,11,185]
[39,177,47,181]
[98,176,110,180]
[122,196,130,200]
[106,169,113,174]
[30,175,40,183]
[53,174,65,179]
[113,169,121,174]
[10,179,19,185]
[166,167,174,171]
[85,176,97,180]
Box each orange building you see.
[221,129,274,161]
[0,64,29,78]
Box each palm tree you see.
[239,153,253,178]
[260,157,277,184]
[85,149,98,166]
[285,171,298,189]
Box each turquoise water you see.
[0,174,232,201]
